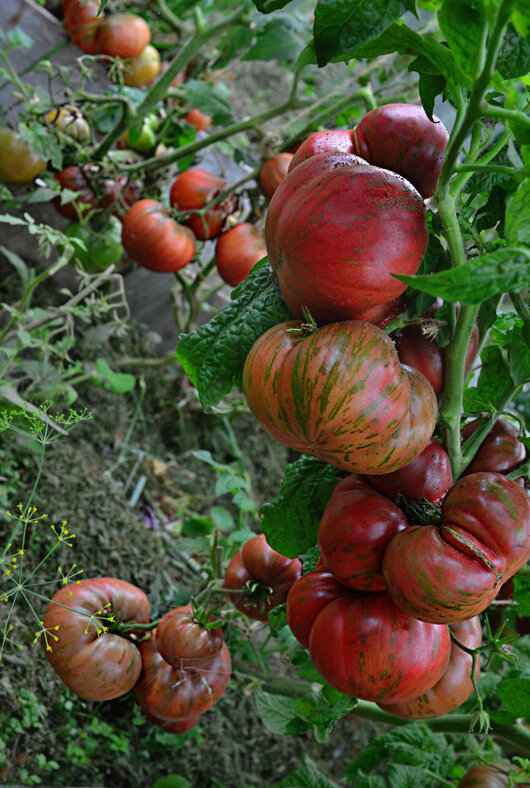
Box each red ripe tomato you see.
[462,418,526,476]
[224,534,302,621]
[121,199,196,272]
[134,634,231,730]
[394,304,479,396]
[96,13,151,60]
[352,103,450,198]
[215,223,267,287]
[259,153,294,197]
[169,169,228,240]
[378,616,482,718]
[184,108,212,131]
[288,129,355,171]
[318,475,409,591]
[286,569,350,648]
[155,606,223,668]
[308,592,450,703]
[63,0,104,55]
[382,472,530,623]
[54,165,140,221]
[265,152,428,324]
[365,438,453,502]
[42,577,150,701]
[243,321,440,476]
[457,763,512,788]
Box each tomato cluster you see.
[42,578,231,734]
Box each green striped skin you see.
[243,320,418,475]
[134,636,231,725]
[308,593,451,703]
[42,577,150,701]
[378,616,481,719]
[265,151,428,324]
[382,472,530,623]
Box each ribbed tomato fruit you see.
[215,223,267,287]
[155,606,223,668]
[259,153,294,197]
[121,199,196,272]
[365,438,452,502]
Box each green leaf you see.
[17,122,62,170]
[0,245,30,289]
[497,678,530,719]
[183,81,234,126]
[509,323,530,383]
[395,249,530,304]
[243,18,308,62]
[152,777,191,788]
[463,345,509,411]
[438,0,480,87]
[513,573,530,616]
[94,359,136,394]
[497,23,530,78]
[271,756,343,787]
[387,763,440,788]
[506,179,530,246]
[418,71,447,120]
[260,456,343,558]
[255,692,311,735]
[313,0,410,67]
[175,261,291,411]
[352,23,460,86]
[7,27,33,49]
[209,505,234,530]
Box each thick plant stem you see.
[92,6,249,159]
[232,664,530,751]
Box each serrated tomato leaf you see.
[175,261,291,411]
[396,249,530,304]
[260,456,344,558]
[497,678,530,719]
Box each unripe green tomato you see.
[117,121,156,153]
[64,216,123,270]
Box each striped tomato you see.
[242,320,436,475]
[382,472,530,623]
[265,151,428,324]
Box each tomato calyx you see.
[285,306,318,338]
[394,492,442,526]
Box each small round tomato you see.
[308,592,450,703]
[122,44,161,87]
[121,199,196,272]
[169,168,229,240]
[45,106,90,143]
[183,108,212,131]
[224,534,302,621]
[96,13,151,60]
[215,223,267,287]
[457,763,512,788]
[365,438,452,502]
[288,129,355,171]
[378,616,482,718]
[0,128,46,184]
[318,475,409,591]
[42,577,150,701]
[259,152,294,197]
[117,119,157,153]
[352,103,450,198]
[63,0,104,55]
[155,606,224,667]
[461,418,526,476]
[64,215,123,270]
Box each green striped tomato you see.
[242,320,436,475]
[382,472,530,623]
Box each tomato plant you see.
[45,106,90,143]
[169,168,229,240]
[64,215,123,270]
[121,199,197,272]
[155,605,224,667]
[224,534,302,621]
[215,222,267,287]
[42,577,150,702]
